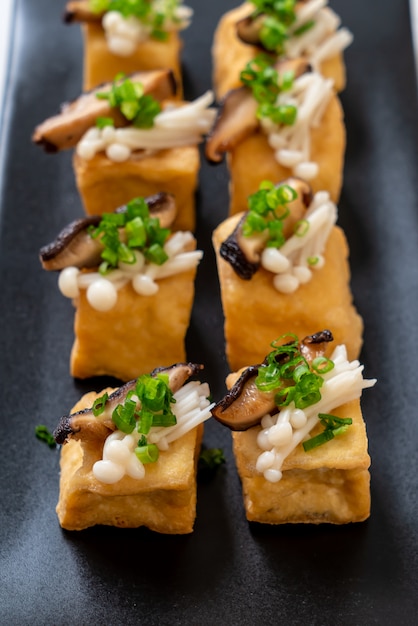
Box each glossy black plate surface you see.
[1,1,418,624]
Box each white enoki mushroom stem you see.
[255,345,376,482]
[92,381,214,484]
[58,231,202,311]
[285,2,352,67]
[76,91,216,162]
[291,0,328,30]
[263,72,334,180]
[102,3,193,57]
[260,190,337,293]
[310,28,354,66]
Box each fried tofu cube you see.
[73,146,199,232]
[213,214,363,372]
[71,255,198,382]
[227,94,345,216]
[56,390,203,533]
[82,22,183,94]
[231,399,370,524]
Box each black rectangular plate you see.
[1,1,418,624]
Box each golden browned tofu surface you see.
[56,390,204,533]
[71,257,197,382]
[212,3,347,100]
[230,399,370,524]
[227,94,345,215]
[82,22,183,94]
[73,146,199,232]
[213,214,363,372]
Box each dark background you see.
[1,1,418,624]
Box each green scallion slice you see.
[35,425,56,448]
[92,392,108,416]
[135,443,160,464]
[112,400,137,434]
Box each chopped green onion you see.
[90,0,109,12]
[96,75,161,129]
[89,0,184,39]
[106,372,177,462]
[249,0,298,54]
[307,255,320,266]
[240,53,299,126]
[257,102,297,125]
[96,116,114,129]
[88,196,171,273]
[293,19,315,37]
[112,400,137,434]
[312,356,334,374]
[198,447,226,481]
[137,409,153,435]
[125,216,146,248]
[302,428,335,451]
[303,413,353,451]
[151,412,177,427]
[318,413,353,428]
[135,373,175,412]
[255,335,334,412]
[294,219,309,237]
[145,243,168,265]
[135,443,160,464]
[35,425,56,448]
[137,434,147,447]
[243,181,297,249]
[292,372,323,409]
[92,392,109,416]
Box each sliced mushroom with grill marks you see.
[300,329,334,363]
[64,0,102,23]
[205,86,258,163]
[235,2,311,50]
[205,58,310,164]
[39,192,177,272]
[32,69,177,153]
[220,177,313,280]
[212,366,278,431]
[212,331,333,431]
[236,13,268,48]
[54,362,204,444]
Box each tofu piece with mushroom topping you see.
[212,2,348,100]
[64,1,187,93]
[54,362,211,532]
[211,334,374,525]
[212,192,363,372]
[40,194,202,381]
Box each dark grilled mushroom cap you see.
[236,1,314,52]
[205,87,258,163]
[220,178,313,280]
[32,69,177,152]
[220,214,267,280]
[39,192,177,271]
[236,13,270,48]
[40,216,103,271]
[212,366,277,430]
[212,331,334,431]
[54,362,204,444]
[300,329,333,363]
